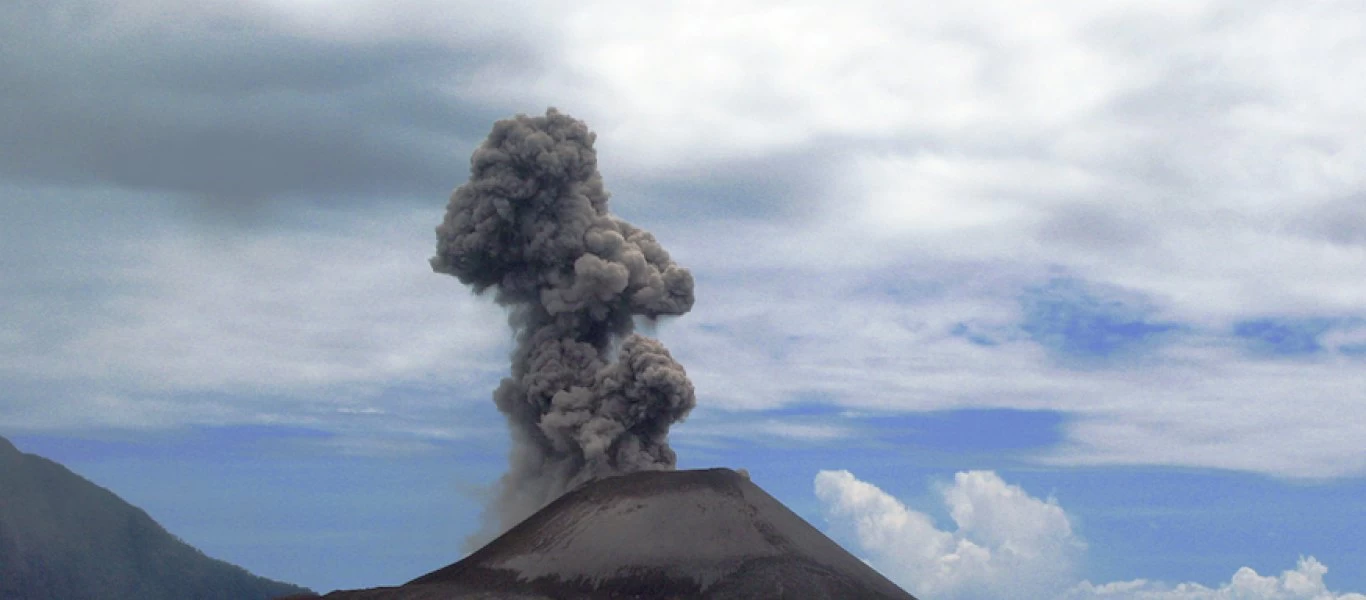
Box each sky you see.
[2,0,1364,598]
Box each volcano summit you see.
[317,468,916,599]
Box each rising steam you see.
[432,109,697,535]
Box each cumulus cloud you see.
[815,470,1364,600]
[1067,557,1366,600]
[815,469,1083,599]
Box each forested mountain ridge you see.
[0,435,310,600]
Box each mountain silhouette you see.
[317,468,916,599]
[0,435,311,600]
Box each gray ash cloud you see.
[432,108,696,535]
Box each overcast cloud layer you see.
[8,0,1361,478]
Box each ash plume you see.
[432,108,697,535]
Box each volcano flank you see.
[316,468,916,599]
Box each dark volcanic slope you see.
[0,435,311,600]
[324,468,916,600]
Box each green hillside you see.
[0,435,310,600]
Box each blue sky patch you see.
[875,408,1066,454]
[1018,277,1183,362]
[950,321,1003,346]
[1231,317,1359,357]
[1005,466,1366,589]
[10,425,337,463]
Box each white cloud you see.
[667,266,1366,479]
[815,470,1364,600]
[547,1,1177,169]
[69,0,1363,325]
[525,0,1366,482]
[814,469,1083,599]
[677,415,855,448]
[1067,557,1366,600]
[1321,325,1366,354]
[517,0,1366,323]
[0,200,512,436]
[6,0,1365,480]
[71,208,508,393]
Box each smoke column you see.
[432,109,697,534]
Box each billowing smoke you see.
[432,108,697,535]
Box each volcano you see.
[317,468,916,599]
